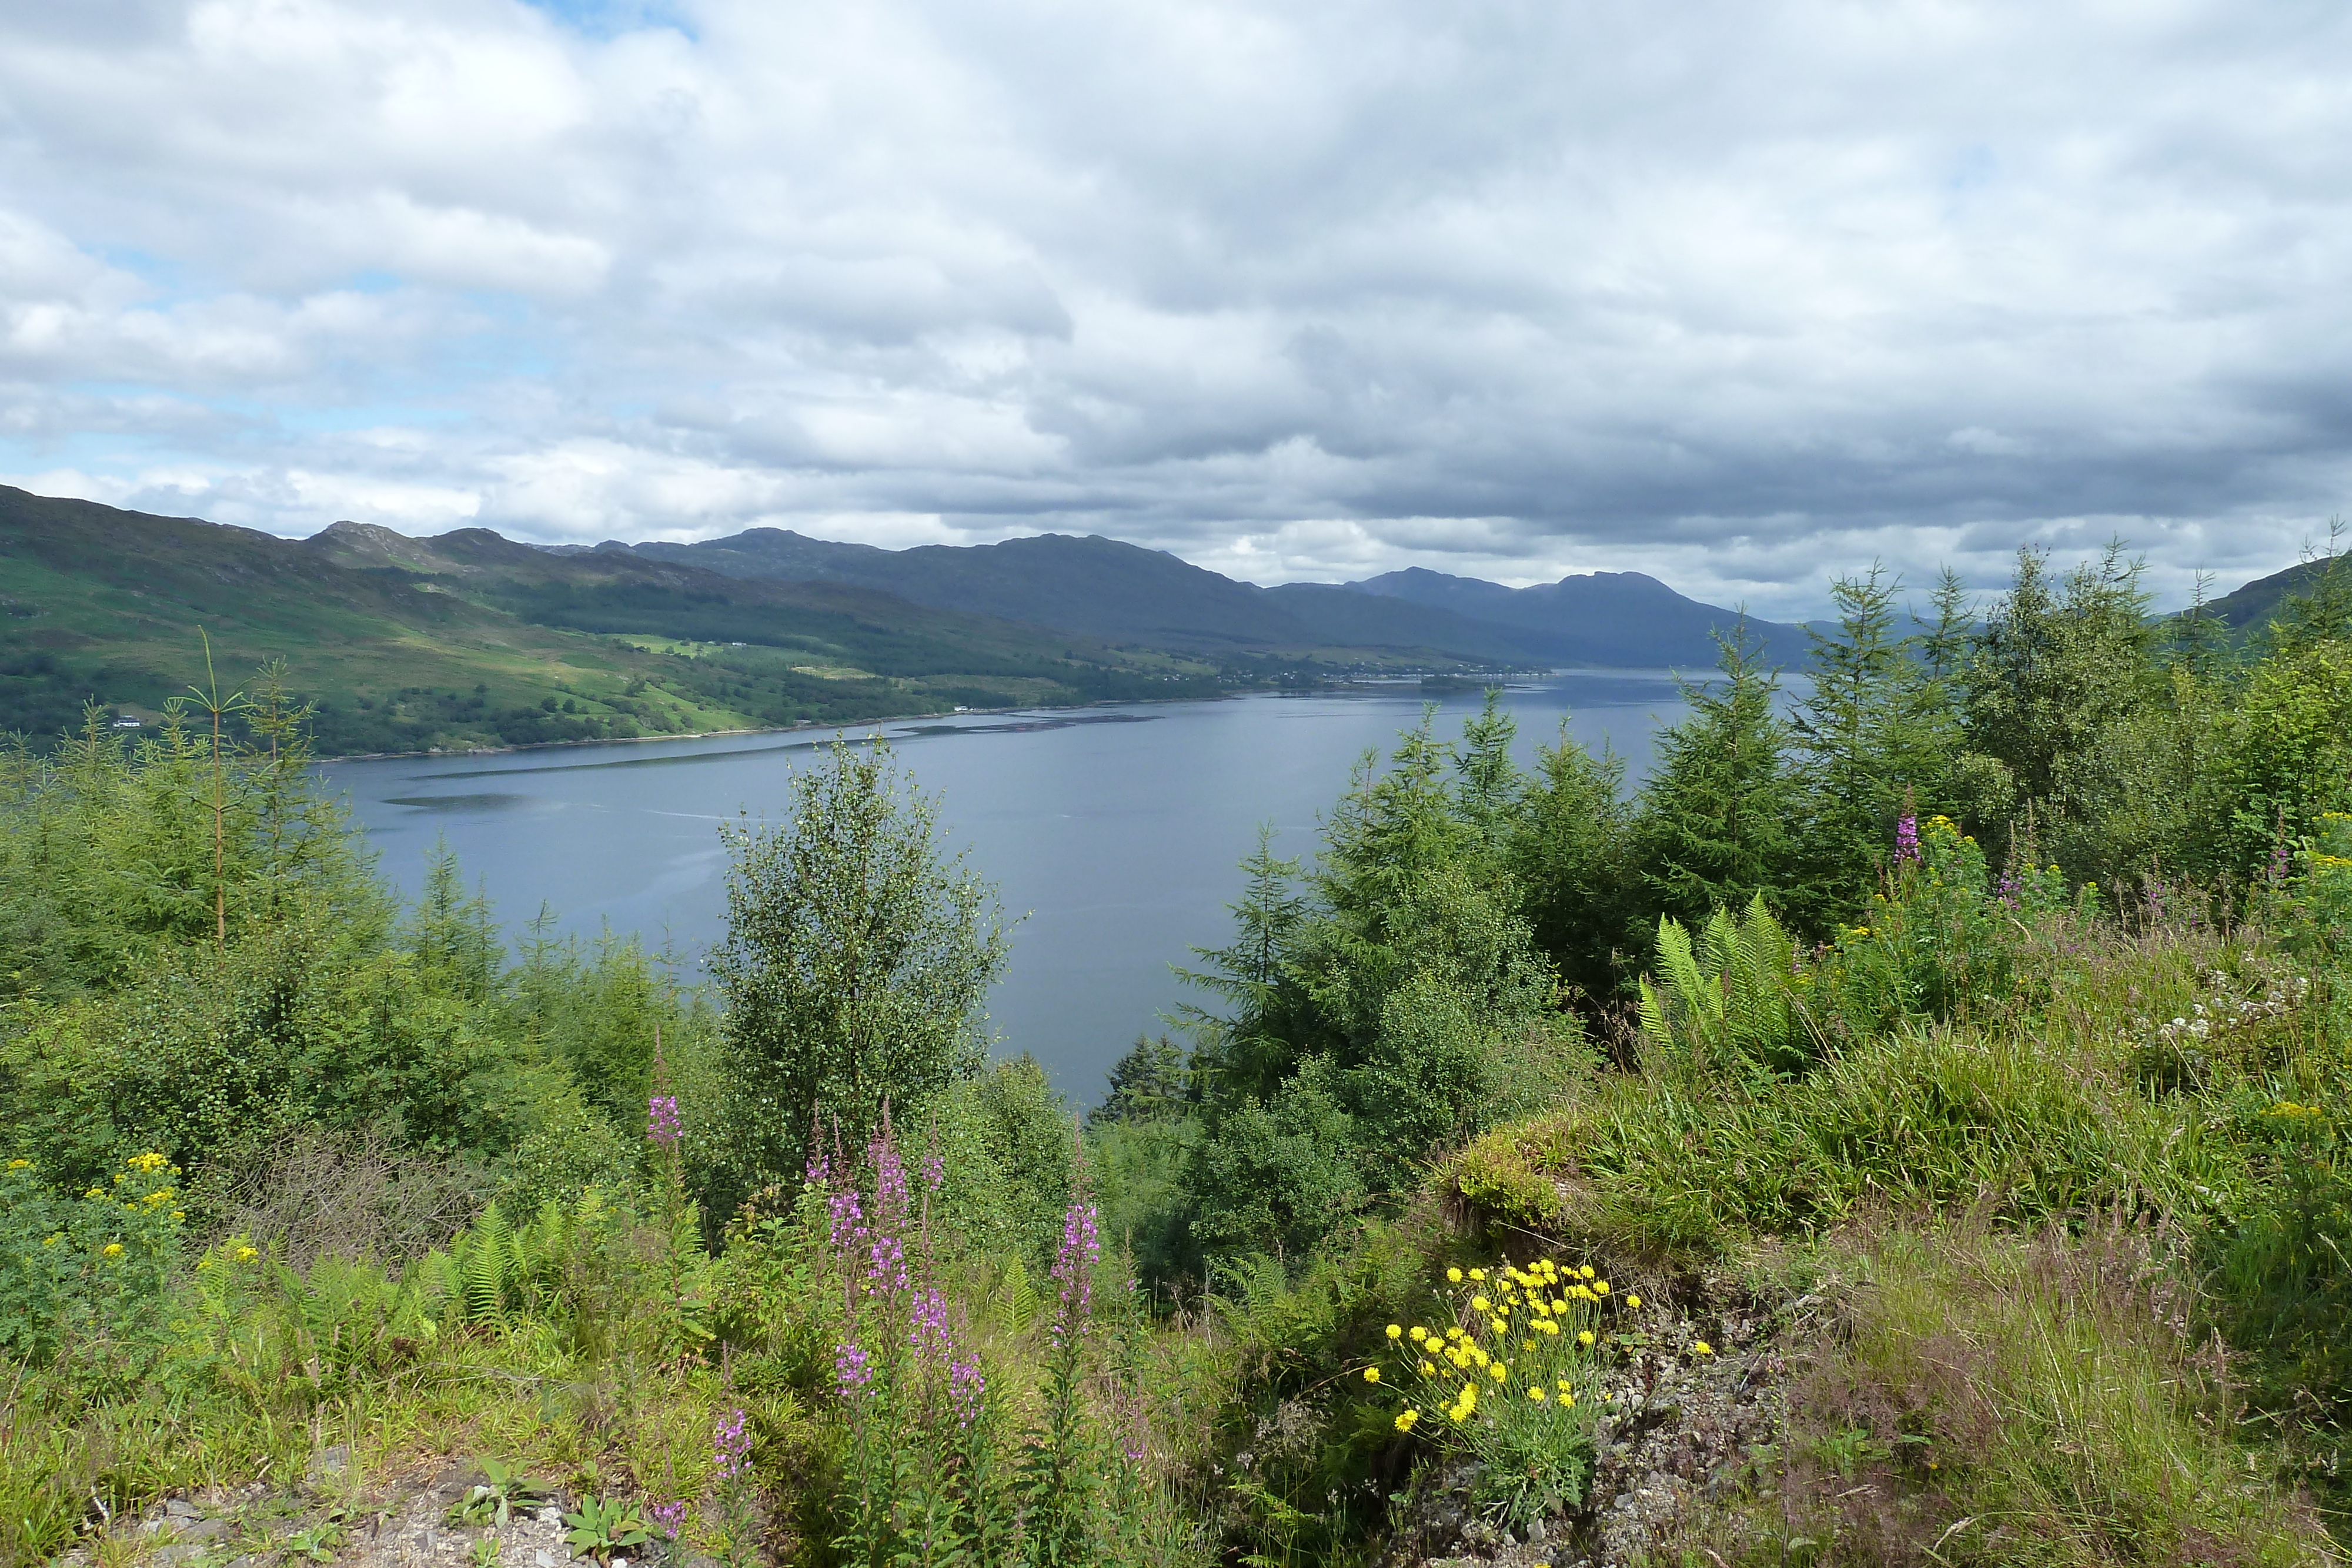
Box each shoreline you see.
[305,666,1595,765]
[306,692,1222,765]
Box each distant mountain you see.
[2191,556,2347,633]
[629,529,1307,650]
[0,489,1214,754]
[609,529,1807,667]
[1344,566,1816,668]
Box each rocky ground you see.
[1382,1296,1795,1568]
[54,1452,717,1568]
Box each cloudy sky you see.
[3,0,2349,616]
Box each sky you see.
[4,1,2350,618]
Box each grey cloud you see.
[3,0,2351,618]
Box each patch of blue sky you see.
[519,0,697,42]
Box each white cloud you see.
[4,0,2351,617]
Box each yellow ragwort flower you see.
[1626,1293,1642,1309]
[1693,1341,1714,1356]
[1578,1330,1595,1346]
[1410,1325,1428,1342]
[1363,1367,1381,1383]
[1528,1386,1546,1402]
[1446,1267,1464,1283]
[1386,1323,1403,1339]
[1395,1409,1420,1433]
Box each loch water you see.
[322,674,1694,1102]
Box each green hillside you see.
[0,489,1218,755]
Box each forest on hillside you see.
[3,544,2352,1566]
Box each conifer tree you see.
[1632,621,1798,931]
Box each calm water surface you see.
[322,676,1693,1101]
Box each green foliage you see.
[1506,721,1632,1001]
[0,1150,183,1364]
[927,1055,1077,1268]
[1632,623,1799,927]
[447,1458,557,1527]
[563,1493,652,1562]
[1961,542,2163,822]
[1786,566,1962,927]
[1637,895,1810,1081]
[709,737,1010,1205]
[1089,1034,1191,1129]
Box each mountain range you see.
[5,484,2326,758]
[608,527,1816,667]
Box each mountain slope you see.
[630,529,1315,650]
[617,527,1804,666]
[2191,556,2347,634]
[0,490,1211,753]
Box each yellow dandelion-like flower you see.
[1421,1360,1436,1376]
[1595,1281,1609,1295]
[1387,1323,1403,1339]
[1471,1346,1491,1369]
[1395,1409,1420,1433]
[1579,1329,1595,1346]
[1529,1386,1546,1402]
[1552,1296,1568,1312]
[236,1246,257,1262]
[1410,1325,1428,1342]
[1580,1266,1595,1280]
[102,1242,123,1258]
[1626,1293,1642,1309]
[171,1210,185,1222]
[1694,1341,1714,1356]
[1472,1295,1491,1311]
[1469,1268,1486,1281]
[1446,1326,1465,1340]
[1446,1267,1464,1283]
[1363,1366,1381,1383]
[1489,1363,1507,1382]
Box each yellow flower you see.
[1529,1386,1546,1402]
[235,1246,257,1262]
[1471,1346,1490,1369]
[1552,1297,1568,1313]
[41,1233,60,1247]
[171,1211,185,1222]
[1469,1268,1487,1282]
[1387,1323,1403,1340]
[1579,1266,1595,1280]
[1489,1363,1507,1382]
[1363,1366,1381,1383]
[1578,1330,1595,1346]
[1556,1378,1572,1392]
[1472,1295,1491,1311]
[1595,1281,1609,1295]
[1409,1325,1428,1342]
[102,1242,123,1258]
[1395,1409,1420,1433]
[1626,1293,1642,1309]
[1446,1326,1465,1340]
[1693,1341,1714,1356]
[1420,1360,1436,1376]
[1446,1267,1464,1283]
[5,1159,28,1170]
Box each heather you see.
[3,546,2352,1564]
